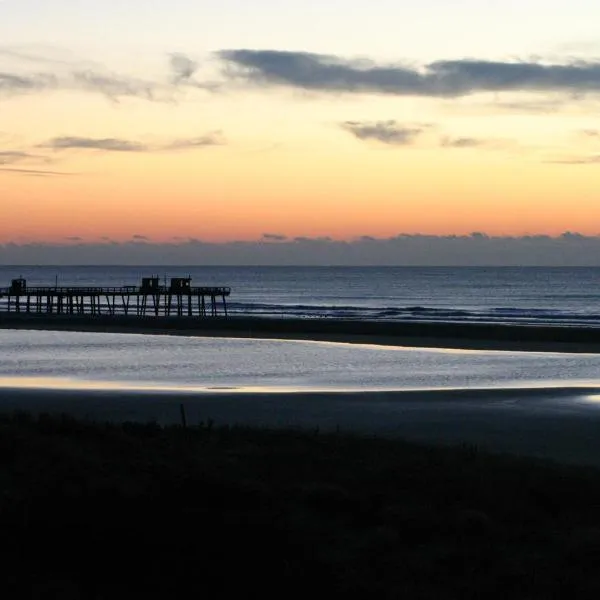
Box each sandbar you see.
[2,312,600,352]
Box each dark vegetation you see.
[2,412,600,598]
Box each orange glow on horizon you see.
[4,125,600,244]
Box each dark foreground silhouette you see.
[3,412,600,598]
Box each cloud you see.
[487,98,565,113]
[546,155,600,164]
[561,231,587,239]
[71,70,158,101]
[12,47,600,104]
[0,71,56,94]
[10,47,600,105]
[168,52,222,92]
[0,151,43,164]
[440,136,484,148]
[341,120,425,145]
[293,236,333,243]
[169,53,198,83]
[262,233,288,241]
[163,131,224,150]
[0,49,170,101]
[40,133,224,153]
[0,167,72,177]
[42,137,147,152]
[339,124,509,151]
[0,68,164,101]
[219,49,600,98]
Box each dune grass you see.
[2,411,600,598]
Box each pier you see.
[0,276,230,318]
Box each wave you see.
[226,301,600,327]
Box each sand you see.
[2,312,600,352]
[2,385,600,467]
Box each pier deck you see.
[0,277,231,318]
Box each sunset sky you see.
[3,0,600,257]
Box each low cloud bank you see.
[2,233,600,265]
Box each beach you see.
[2,371,600,467]
[3,312,600,596]
[3,313,600,466]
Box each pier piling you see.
[0,277,230,318]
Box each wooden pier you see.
[0,277,230,318]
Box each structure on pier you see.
[0,276,230,318]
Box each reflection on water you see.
[0,376,314,394]
[2,329,600,393]
[579,393,600,405]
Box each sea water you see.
[2,265,600,326]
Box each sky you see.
[3,1,600,264]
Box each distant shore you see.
[2,312,600,352]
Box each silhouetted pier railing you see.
[0,277,230,318]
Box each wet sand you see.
[2,385,600,467]
[2,312,600,352]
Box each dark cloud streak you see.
[0,151,44,164]
[72,70,158,101]
[341,120,425,145]
[219,49,600,97]
[441,137,483,148]
[40,133,224,153]
[262,233,288,241]
[0,167,73,177]
[164,132,224,150]
[0,71,56,94]
[1,51,171,101]
[42,137,147,152]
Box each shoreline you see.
[2,312,600,352]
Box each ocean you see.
[2,265,600,327]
